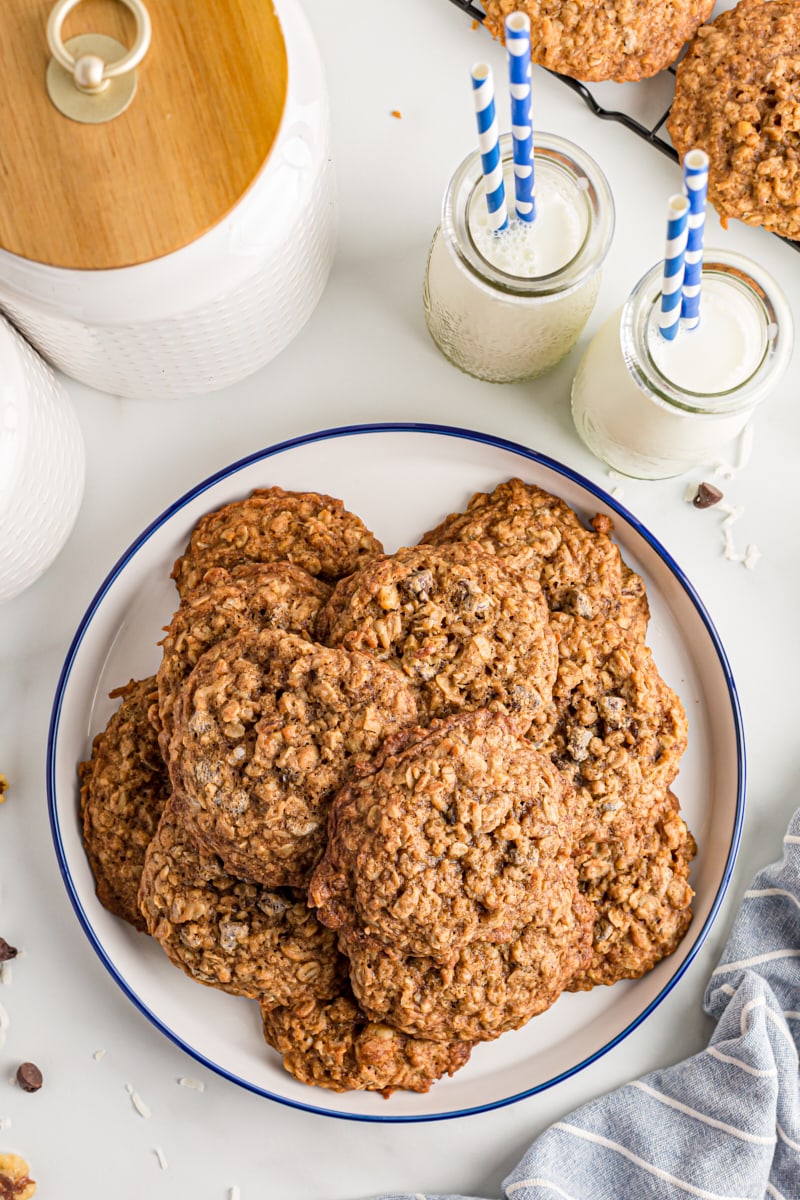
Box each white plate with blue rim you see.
[47,422,744,1123]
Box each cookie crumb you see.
[692,481,724,509]
[0,1153,35,1199]
[16,1063,43,1093]
[0,775,7,803]
[178,1076,205,1091]
[125,1082,151,1119]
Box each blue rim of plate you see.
[46,421,746,1124]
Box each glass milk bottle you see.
[571,250,793,479]
[422,132,615,383]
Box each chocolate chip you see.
[692,482,724,509]
[0,939,17,962]
[16,1063,42,1093]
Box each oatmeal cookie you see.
[79,676,170,930]
[420,478,648,638]
[345,891,593,1043]
[309,710,580,959]
[316,542,557,736]
[171,487,383,597]
[261,986,471,1094]
[154,562,330,756]
[569,791,696,989]
[668,0,800,240]
[138,800,342,1005]
[168,629,418,887]
[481,0,714,83]
[544,638,688,830]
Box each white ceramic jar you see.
[0,317,85,601]
[571,250,793,479]
[0,0,336,400]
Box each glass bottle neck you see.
[621,251,792,417]
[442,131,614,300]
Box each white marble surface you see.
[1,1,799,1196]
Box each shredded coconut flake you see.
[743,543,761,570]
[125,1083,152,1119]
[227,1188,241,1200]
[0,964,13,987]
[735,424,754,470]
[0,1117,11,1131]
[93,1048,107,1061]
[719,503,743,528]
[154,1147,168,1171]
[712,424,754,479]
[722,527,743,563]
[683,483,698,503]
[178,1076,205,1091]
[716,503,759,567]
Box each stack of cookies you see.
[78,479,696,1096]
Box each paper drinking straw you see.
[658,193,690,342]
[505,12,536,223]
[470,63,509,233]
[680,148,709,331]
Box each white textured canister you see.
[0,317,85,601]
[0,0,336,400]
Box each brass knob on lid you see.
[46,0,152,123]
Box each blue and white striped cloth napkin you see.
[378,808,800,1200]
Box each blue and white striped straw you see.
[659,193,690,341]
[680,148,709,330]
[505,12,536,223]
[470,63,509,234]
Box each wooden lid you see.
[0,0,289,269]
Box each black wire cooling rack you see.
[445,0,679,161]
[445,0,800,252]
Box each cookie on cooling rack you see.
[309,710,580,959]
[480,0,714,83]
[261,985,472,1095]
[315,541,558,737]
[154,561,330,756]
[168,628,418,888]
[138,800,343,1006]
[668,0,800,240]
[171,487,383,598]
[79,676,170,931]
